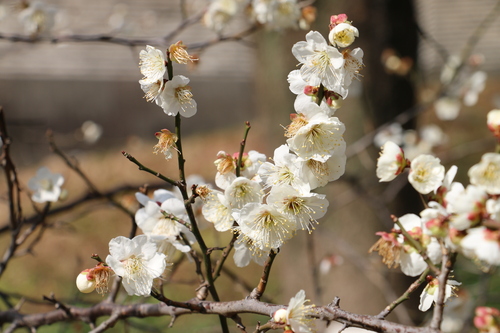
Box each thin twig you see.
[377,268,429,319]
[249,250,277,300]
[392,215,441,275]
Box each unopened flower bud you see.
[487,109,500,139]
[76,263,111,295]
[303,85,319,96]
[474,306,500,332]
[273,308,288,324]
[76,269,96,293]
[329,14,348,28]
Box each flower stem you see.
[392,215,441,274]
[249,250,277,300]
[235,121,251,177]
[173,114,228,332]
[377,268,429,319]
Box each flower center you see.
[413,167,429,183]
[307,159,328,176]
[284,196,306,215]
[38,178,54,191]
[277,167,295,186]
[175,86,193,105]
[123,255,144,280]
[481,162,500,181]
[151,218,180,237]
[311,50,331,72]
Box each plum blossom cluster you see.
[203,0,316,32]
[372,109,500,311]
[201,16,362,268]
[373,122,447,160]
[76,234,171,297]
[76,186,199,296]
[139,43,198,118]
[434,54,487,121]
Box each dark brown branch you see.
[249,250,277,300]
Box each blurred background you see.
[1,0,500,332]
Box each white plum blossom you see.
[420,124,447,148]
[487,198,500,222]
[374,123,404,148]
[252,0,301,30]
[298,153,346,190]
[468,153,500,195]
[106,235,167,296]
[135,189,176,207]
[139,79,164,103]
[338,48,363,95]
[258,144,310,193]
[445,184,486,230]
[232,233,270,267]
[420,201,450,239]
[434,96,461,121]
[241,150,267,179]
[234,203,297,250]
[408,154,445,194]
[214,151,237,190]
[292,31,344,93]
[224,177,263,210]
[328,22,359,48]
[157,75,197,118]
[288,69,329,114]
[376,141,407,182]
[202,190,234,232]
[139,45,166,83]
[18,1,56,36]
[371,214,442,277]
[203,0,240,32]
[419,278,460,312]
[267,184,328,232]
[28,167,65,203]
[461,227,500,266]
[135,194,196,250]
[286,108,346,162]
[462,71,487,107]
[273,290,315,333]
[396,214,442,277]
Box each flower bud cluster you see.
[475,306,500,332]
